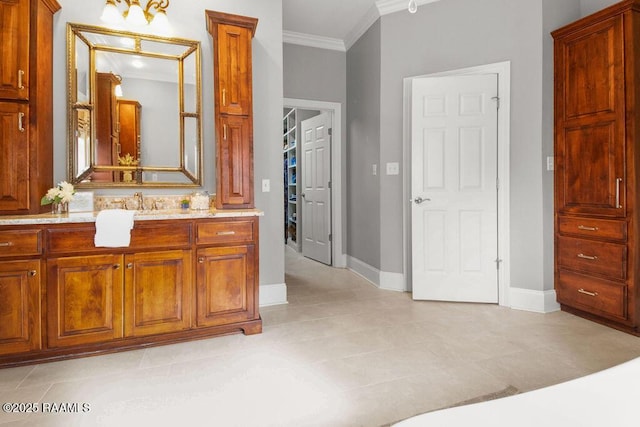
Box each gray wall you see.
[542,0,581,291]
[379,0,547,289]
[580,0,620,15]
[282,43,348,255]
[346,22,382,269]
[53,0,285,288]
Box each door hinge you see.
[495,258,503,269]
[328,127,333,136]
[329,233,333,242]
[496,178,500,191]
[328,181,332,189]
[492,96,500,109]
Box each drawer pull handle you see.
[18,69,25,90]
[577,225,599,231]
[216,231,236,236]
[578,288,599,297]
[222,88,226,106]
[198,257,205,264]
[0,241,14,247]
[28,270,37,277]
[577,253,598,260]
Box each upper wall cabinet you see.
[0,0,60,215]
[206,10,258,209]
[0,0,30,101]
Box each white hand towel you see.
[94,209,136,247]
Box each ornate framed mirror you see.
[67,23,203,187]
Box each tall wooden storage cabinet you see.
[553,0,640,334]
[205,10,258,209]
[0,0,60,215]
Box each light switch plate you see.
[386,162,400,175]
[262,179,270,192]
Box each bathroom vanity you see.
[0,209,261,367]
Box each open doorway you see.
[283,98,345,268]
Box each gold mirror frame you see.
[67,23,203,188]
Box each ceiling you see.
[282,0,441,51]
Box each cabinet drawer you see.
[557,236,626,279]
[558,216,626,241]
[47,222,192,254]
[196,220,255,245]
[0,230,42,258]
[556,271,627,320]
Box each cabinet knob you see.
[113,264,121,270]
[28,270,37,277]
[198,257,205,264]
[126,263,133,269]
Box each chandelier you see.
[101,0,170,30]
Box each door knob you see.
[411,197,430,205]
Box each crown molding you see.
[344,3,381,50]
[283,30,346,52]
[283,0,442,52]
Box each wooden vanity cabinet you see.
[0,0,60,215]
[46,254,124,348]
[195,218,260,332]
[0,215,261,367]
[553,0,640,334]
[124,250,192,337]
[0,228,42,356]
[206,11,258,209]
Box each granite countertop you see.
[0,208,264,226]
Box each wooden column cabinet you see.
[553,0,640,334]
[206,11,258,209]
[0,0,60,215]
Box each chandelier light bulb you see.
[125,2,148,27]
[100,0,124,24]
[408,0,418,14]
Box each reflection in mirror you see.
[67,23,202,187]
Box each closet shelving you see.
[283,108,299,249]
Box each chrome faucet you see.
[133,192,144,210]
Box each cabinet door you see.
[124,250,192,337]
[216,23,252,116]
[0,260,40,355]
[0,0,29,100]
[47,255,123,347]
[0,102,29,212]
[216,115,253,208]
[196,245,257,327]
[554,16,626,217]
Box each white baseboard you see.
[509,287,560,313]
[347,256,380,286]
[347,256,406,292]
[259,283,288,307]
[380,271,406,292]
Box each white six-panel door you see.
[411,74,499,302]
[301,113,332,265]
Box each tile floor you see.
[2,248,640,426]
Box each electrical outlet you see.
[262,179,270,192]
